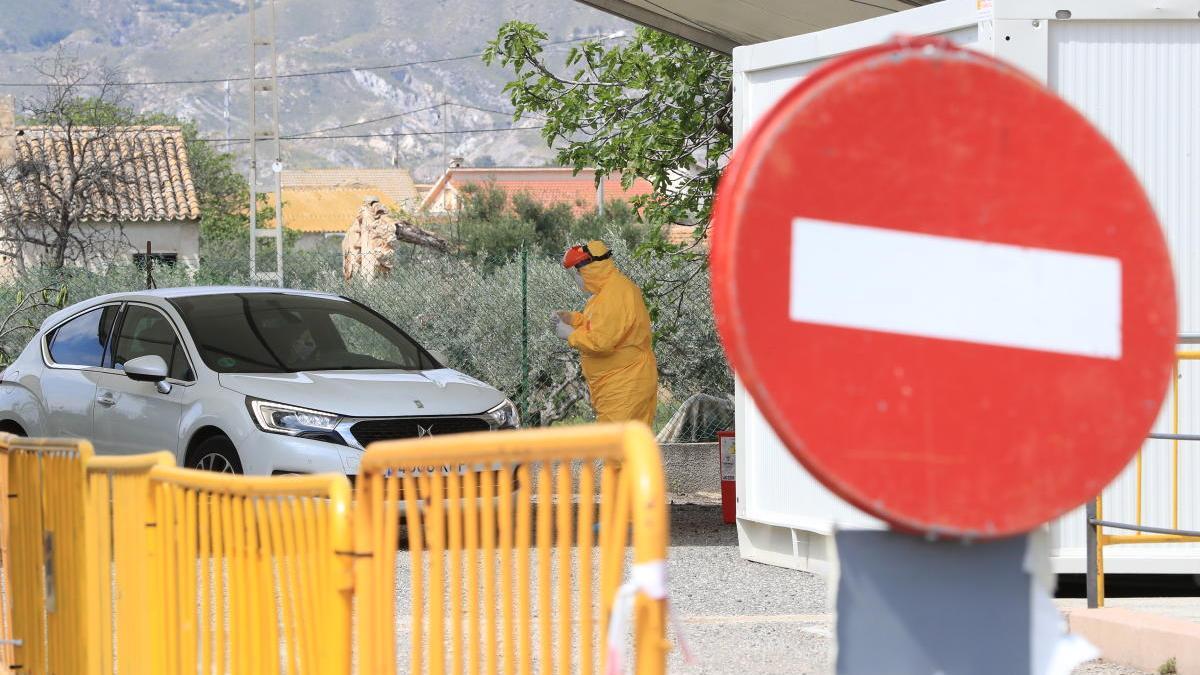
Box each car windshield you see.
[169,293,437,374]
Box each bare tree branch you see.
[0,286,66,365]
[0,48,150,270]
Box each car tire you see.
[0,422,26,437]
[188,435,244,474]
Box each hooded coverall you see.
[563,256,658,426]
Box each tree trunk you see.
[394,218,453,253]
[51,212,71,269]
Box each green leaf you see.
[482,21,731,245]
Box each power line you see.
[447,101,546,120]
[284,100,540,139]
[287,103,443,137]
[285,124,543,141]
[198,124,545,144]
[0,32,626,88]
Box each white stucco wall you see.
[0,219,200,280]
[114,220,200,268]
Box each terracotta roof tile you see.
[15,125,200,222]
[282,168,418,208]
[265,187,400,233]
[420,167,653,215]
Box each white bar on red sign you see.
[789,217,1122,359]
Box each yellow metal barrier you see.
[353,422,669,675]
[1093,348,1200,606]
[86,452,176,675]
[0,434,16,670]
[1,424,668,673]
[148,466,353,675]
[1,435,98,675]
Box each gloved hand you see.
[554,317,575,340]
[556,310,574,324]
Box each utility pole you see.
[596,172,605,217]
[247,0,285,287]
[223,80,231,152]
[441,95,448,169]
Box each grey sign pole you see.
[834,529,1094,675]
[1086,499,1099,609]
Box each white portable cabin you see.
[732,0,1200,575]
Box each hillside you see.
[0,0,630,181]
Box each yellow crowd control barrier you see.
[0,436,12,670]
[0,434,98,675]
[0,423,669,674]
[1090,346,1200,607]
[86,451,177,675]
[149,466,354,675]
[354,422,670,675]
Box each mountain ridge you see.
[0,0,630,181]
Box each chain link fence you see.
[0,236,734,441]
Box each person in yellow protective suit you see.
[553,240,658,427]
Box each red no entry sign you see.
[711,38,1177,537]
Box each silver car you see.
[0,287,519,474]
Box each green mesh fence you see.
[0,237,734,442]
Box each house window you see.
[132,252,178,269]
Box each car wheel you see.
[188,435,244,474]
[0,422,26,437]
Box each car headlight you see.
[248,399,344,443]
[486,399,520,429]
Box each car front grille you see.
[350,416,491,447]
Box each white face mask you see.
[571,268,587,292]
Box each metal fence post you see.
[520,246,530,423]
[145,241,154,290]
[1086,497,1098,608]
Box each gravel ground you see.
[1072,663,1149,675]
[667,503,831,674]
[387,501,1147,674]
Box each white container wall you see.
[732,0,1200,574]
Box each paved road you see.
[390,501,1145,674]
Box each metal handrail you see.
[1086,338,1199,608]
[1088,519,1200,538]
[1147,432,1200,442]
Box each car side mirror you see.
[429,350,448,367]
[124,354,170,393]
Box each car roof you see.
[40,286,347,330]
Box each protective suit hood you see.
[578,258,617,295]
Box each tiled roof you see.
[481,178,653,215]
[267,188,400,233]
[14,126,200,222]
[420,167,654,215]
[282,168,418,209]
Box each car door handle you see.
[96,393,116,408]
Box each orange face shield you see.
[562,245,591,269]
[562,243,612,269]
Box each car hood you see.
[218,369,506,418]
